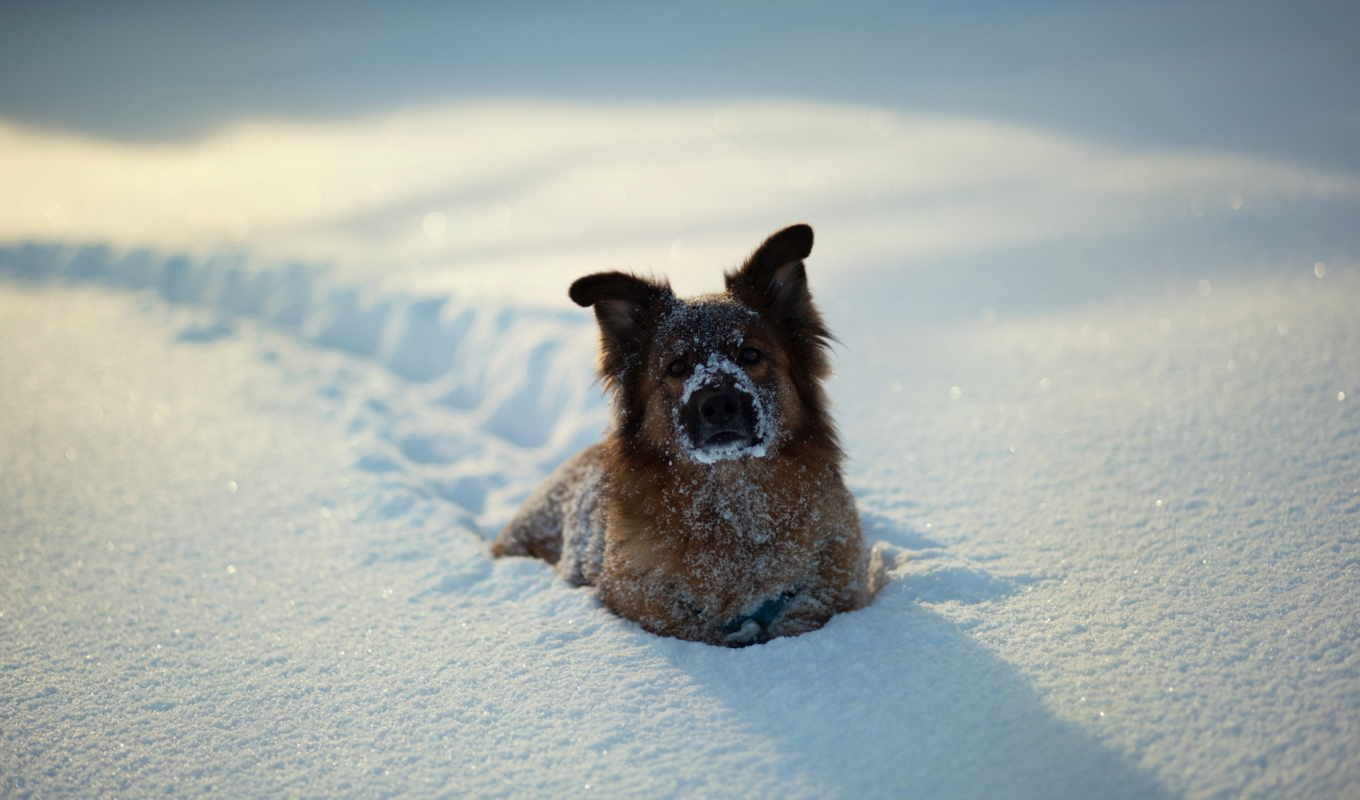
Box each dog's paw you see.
[721,618,765,646]
[720,590,799,646]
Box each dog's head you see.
[570,224,837,464]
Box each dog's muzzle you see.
[682,381,759,450]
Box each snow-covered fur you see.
[492,224,872,645]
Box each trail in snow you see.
[0,241,610,535]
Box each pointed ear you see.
[725,223,818,331]
[569,271,672,373]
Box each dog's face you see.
[647,296,789,463]
[570,224,837,465]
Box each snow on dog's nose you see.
[675,354,773,464]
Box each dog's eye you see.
[738,347,762,366]
[667,358,690,378]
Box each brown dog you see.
[491,224,872,645]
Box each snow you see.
[2,228,1356,797]
[7,0,1360,789]
[4,104,1356,306]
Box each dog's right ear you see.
[569,271,672,373]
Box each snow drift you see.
[2,238,1357,797]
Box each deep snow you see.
[2,239,1357,798]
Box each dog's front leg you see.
[719,587,819,646]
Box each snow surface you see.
[4,104,1356,307]
[2,241,1356,798]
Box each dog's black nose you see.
[695,389,741,427]
[682,384,758,452]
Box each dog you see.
[491,224,874,645]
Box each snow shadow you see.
[661,593,1169,799]
[858,508,942,552]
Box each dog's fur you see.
[491,224,872,645]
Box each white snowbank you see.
[3,103,1356,304]
[2,241,1356,797]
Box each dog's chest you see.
[610,466,823,586]
[674,471,783,545]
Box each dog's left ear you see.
[725,223,819,333]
